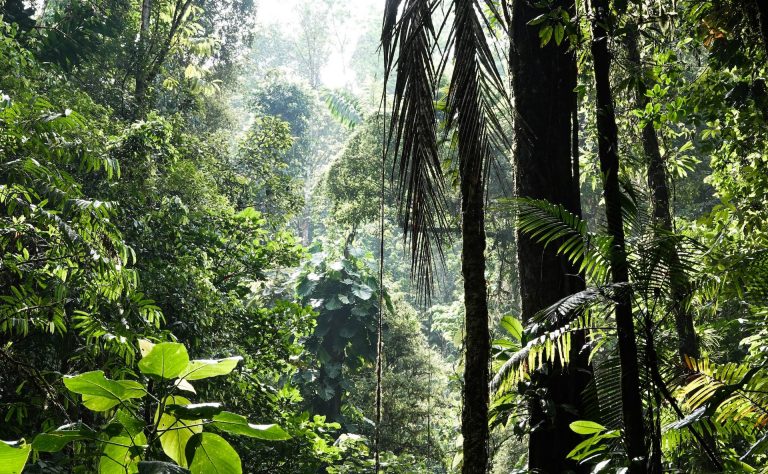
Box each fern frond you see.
[322,89,363,129]
[500,197,613,284]
[678,357,768,432]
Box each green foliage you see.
[23,340,287,473]
[323,115,394,230]
[0,440,31,474]
[295,243,387,421]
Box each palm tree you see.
[382,0,510,471]
[509,0,592,470]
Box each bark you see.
[460,162,490,474]
[588,1,647,471]
[510,1,592,471]
[453,2,492,470]
[625,26,699,363]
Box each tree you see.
[509,1,592,471]
[382,0,509,471]
[624,22,699,363]
[587,0,647,470]
[295,246,385,422]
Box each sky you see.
[255,0,382,89]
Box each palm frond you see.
[444,0,512,172]
[678,356,768,430]
[382,0,447,296]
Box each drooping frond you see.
[382,0,448,296]
[444,0,512,177]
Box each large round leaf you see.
[98,433,146,474]
[179,357,242,381]
[63,371,145,403]
[158,397,201,468]
[139,343,190,379]
[211,412,291,440]
[185,433,241,474]
[0,441,31,474]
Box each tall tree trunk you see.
[588,1,647,471]
[510,1,591,471]
[135,0,152,115]
[625,26,699,363]
[461,167,490,474]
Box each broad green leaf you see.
[554,23,565,45]
[527,14,547,26]
[166,403,224,420]
[499,316,524,341]
[32,424,97,452]
[83,394,120,412]
[98,433,146,474]
[174,379,196,393]
[64,371,145,403]
[325,297,343,310]
[0,441,31,474]
[186,433,242,474]
[539,25,553,46]
[351,285,373,300]
[117,410,145,437]
[158,397,201,468]
[570,420,608,435]
[139,343,190,379]
[212,412,291,440]
[138,461,190,473]
[139,339,156,357]
[179,357,242,381]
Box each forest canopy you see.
[1,0,768,473]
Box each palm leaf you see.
[382,0,448,296]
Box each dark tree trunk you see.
[460,118,491,474]
[756,0,768,54]
[588,1,648,471]
[510,1,592,471]
[134,0,152,116]
[452,1,492,470]
[625,26,699,363]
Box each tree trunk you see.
[460,142,490,474]
[510,1,592,471]
[756,0,768,54]
[588,1,648,471]
[134,0,152,115]
[625,25,699,363]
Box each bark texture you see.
[588,1,648,471]
[460,166,490,474]
[510,1,592,471]
[455,4,491,470]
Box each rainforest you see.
[1,0,768,473]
